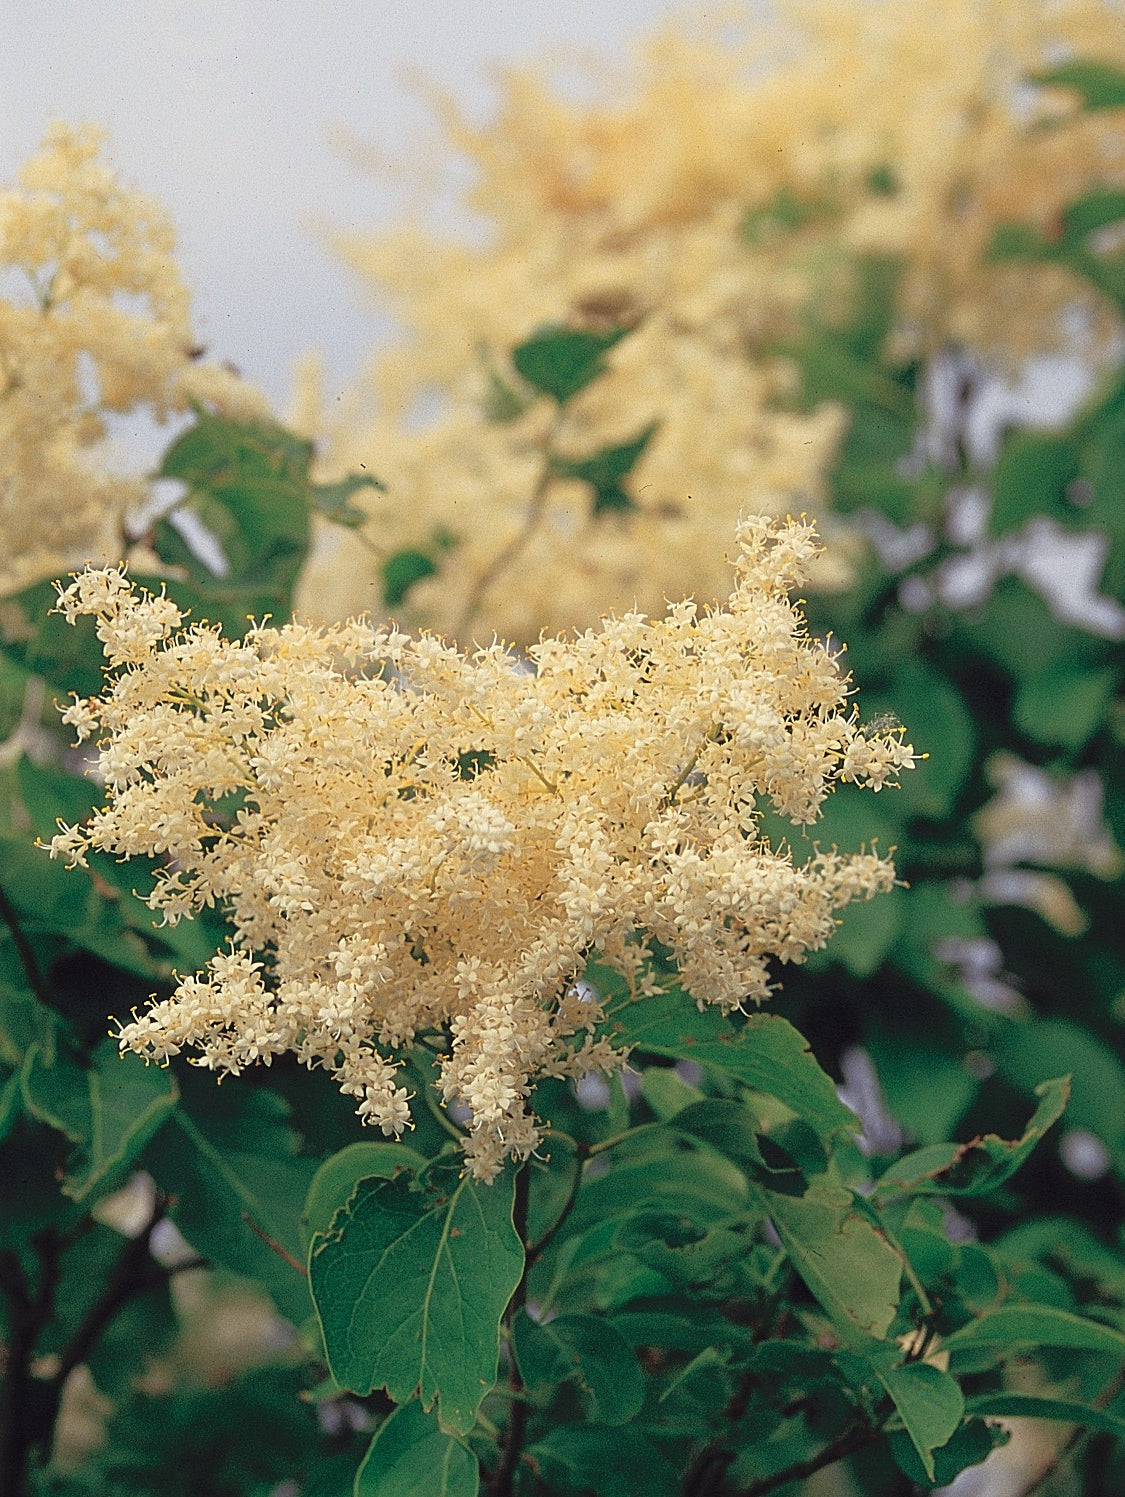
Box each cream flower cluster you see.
[52,517,913,1179]
[0,123,268,589]
[297,0,1125,643]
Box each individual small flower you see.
[53,515,911,1179]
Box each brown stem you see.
[241,1211,308,1276]
[489,1164,532,1497]
[0,1230,65,1496]
[457,420,559,638]
[525,1152,582,1268]
[0,1198,203,1497]
[50,1199,203,1390]
[730,1417,879,1497]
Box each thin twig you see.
[525,1140,583,1266]
[457,418,560,638]
[0,881,55,1010]
[583,1121,660,1158]
[1017,1364,1125,1497]
[0,1231,64,1495]
[51,1200,203,1391]
[241,1212,308,1276]
[731,1417,879,1497]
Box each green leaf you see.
[882,1362,965,1474]
[0,832,87,934]
[757,1182,902,1345]
[550,422,658,516]
[382,549,439,608]
[866,165,900,197]
[0,577,108,700]
[877,664,976,819]
[527,1425,678,1497]
[966,1393,1125,1438]
[952,576,1107,679]
[866,1029,977,1147]
[944,1304,1125,1357]
[889,1416,1005,1489]
[789,338,913,420]
[1061,189,1125,247]
[873,1076,1069,1202]
[995,1019,1125,1155]
[527,1131,581,1248]
[611,1305,746,1357]
[1013,664,1119,750]
[821,883,906,980]
[538,1216,669,1314]
[144,1080,317,1322]
[17,752,99,835]
[482,368,530,423]
[1032,60,1125,111]
[787,790,905,977]
[153,411,316,627]
[0,656,29,745]
[511,324,633,405]
[0,1068,22,1143]
[20,1039,178,1203]
[656,1345,733,1405]
[991,430,1079,534]
[0,979,56,1070]
[672,1097,812,1187]
[989,222,1054,264]
[302,1140,428,1246]
[160,409,313,489]
[13,755,212,976]
[558,1141,750,1255]
[309,1159,524,1434]
[616,1207,759,1297]
[996,1216,1125,1293]
[312,472,384,529]
[355,1400,479,1497]
[600,981,856,1144]
[741,187,833,245]
[746,1176,965,1479]
[513,1311,644,1425]
[660,1092,937,1465]
[639,1065,705,1121]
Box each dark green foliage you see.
[511,324,634,405]
[1032,59,1125,110]
[381,548,439,607]
[356,1403,478,1496]
[549,422,657,515]
[151,411,316,633]
[313,472,385,529]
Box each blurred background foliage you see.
[4,3,1125,1495]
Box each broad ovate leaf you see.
[309,1159,523,1434]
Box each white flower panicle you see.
[297,0,1125,641]
[0,123,269,589]
[51,516,914,1179]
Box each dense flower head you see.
[296,0,1125,643]
[0,123,268,589]
[52,516,913,1179]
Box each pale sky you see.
[2,0,688,413]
